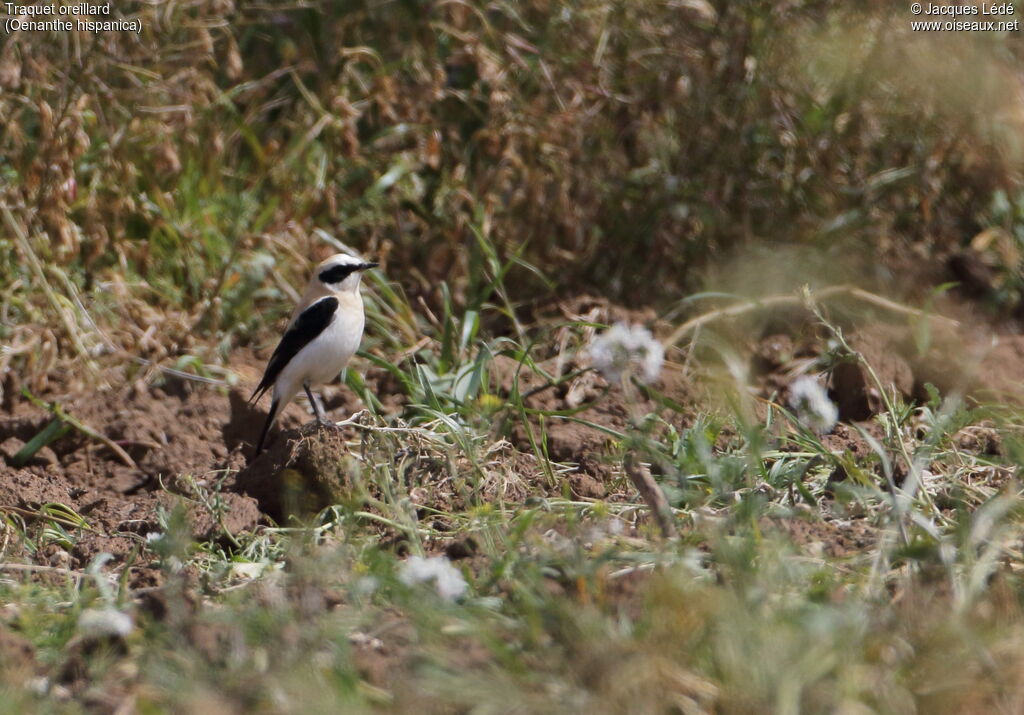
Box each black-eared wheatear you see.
[250,254,377,456]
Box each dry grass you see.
[4,2,1024,389]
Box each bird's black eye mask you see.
[318,264,359,284]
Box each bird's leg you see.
[304,382,336,428]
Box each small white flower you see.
[589,323,664,384]
[77,607,133,639]
[398,556,468,601]
[353,576,379,597]
[789,376,838,432]
[230,562,266,580]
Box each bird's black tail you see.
[254,396,280,457]
[249,380,271,405]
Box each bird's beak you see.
[360,262,379,271]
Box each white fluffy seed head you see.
[398,555,468,601]
[789,376,838,433]
[588,322,664,384]
[77,607,133,639]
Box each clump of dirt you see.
[828,326,915,421]
[836,315,1024,409]
[966,335,1024,404]
[766,515,875,559]
[0,469,79,508]
[752,333,797,373]
[750,333,801,393]
[568,465,608,499]
[952,423,1003,456]
[0,626,37,678]
[820,423,880,462]
[234,423,365,521]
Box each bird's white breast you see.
[275,294,365,399]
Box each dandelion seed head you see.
[77,607,133,639]
[589,322,664,384]
[398,556,468,601]
[789,376,838,433]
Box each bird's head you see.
[314,253,378,294]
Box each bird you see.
[249,253,378,456]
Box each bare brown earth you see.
[1,297,1023,580]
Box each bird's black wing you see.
[249,296,339,403]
